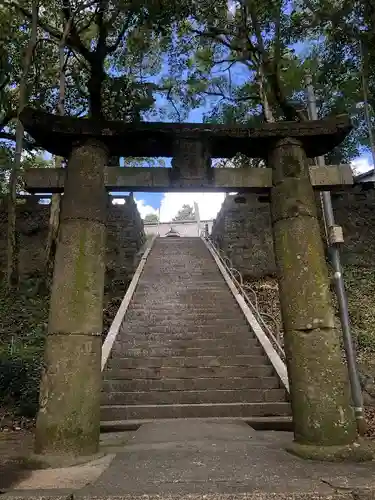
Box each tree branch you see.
[204,91,258,102]
[0,132,36,150]
[7,0,62,38]
[106,12,132,54]
[166,88,182,122]
[192,28,243,53]
[9,0,93,62]
[61,0,93,62]
[96,0,109,56]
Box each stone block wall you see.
[211,194,276,278]
[211,185,375,277]
[0,195,146,283]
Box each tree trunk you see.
[45,24,67,280]
[88,61,105,119]
[257,66,275,123]
[7,0,39,290]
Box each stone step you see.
[101,388,287,405]
[130,295,231,301]
[114,345,265,358]
[102,376,281,392]
[111,338,262,352]
[128,306,242,313]
[131,294,234,301]
[133,286,229,293]
[107,355,266,368]
[100,402,292,421]
[119,325,253,335]
[115,332,256,342]
[104,365,274,380]
[121,318,251,328]
[125,312,242,320]
[123,318,247,326]
[100,416,294,432]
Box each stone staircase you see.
[101,237,291,423]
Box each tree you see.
[6,0,191,121]
[144,213,159,223]
[172,204,195,221]
[1,0,190,288]
[162,0,309,123]
[160,0,374,167]
[7,0,39,289]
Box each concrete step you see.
[100,402,292,421]
[102,376,281,392]
[104,365,274,380]
[113,345,266,358]
[111,338,262,352]
[101,388,287,405]
[107,355,267,368]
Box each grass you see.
[0,275,129,420]
[341,265,375,376]
[0,278,48,418]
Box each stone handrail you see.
[101,235,157,371]
[202,233,289,392]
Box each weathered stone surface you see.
[272,215,334,331]
[102,237,291,423]
[48,219,105,334]
[0,196,145,284]
[34,334,102,456]
[211,194,276,278]
[285,327,356,445]
[77,420,375,497]
[20,107,352,159]
[35,140,108,456]
[211,185,375,279]
[23,164,353,193]
[269,138,357,447]
[286,438,375,462]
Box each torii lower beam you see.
[24,164,354,193]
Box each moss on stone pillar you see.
[35,140,109,457]
[269,138,357,448]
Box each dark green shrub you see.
[0,332,45,417]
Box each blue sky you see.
[35,33,374,221]
[126,40,374,221]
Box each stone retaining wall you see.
[211,185,375,277]
[0,195,145,284]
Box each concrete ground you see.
[1,419,375,500]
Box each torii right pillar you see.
[269,137,365,460]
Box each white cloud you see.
[159,192,226,222]
[134,198,159,219]
[351,156,374,174]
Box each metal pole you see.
[304,72,366,434]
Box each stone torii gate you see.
[21,107,358,460]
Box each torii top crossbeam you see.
[20,107,352,159]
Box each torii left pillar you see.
[35,139,109,456]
